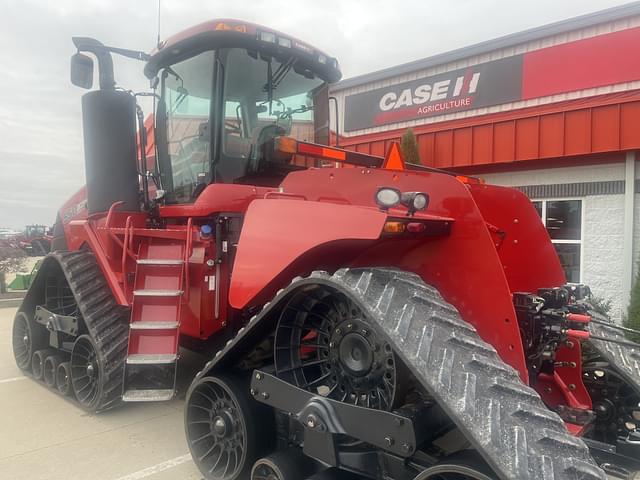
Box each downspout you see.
[622,151,636,313]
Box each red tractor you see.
[17,224,52,256]
[12,19,640,480]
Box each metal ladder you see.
[122,239,186,402]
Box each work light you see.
[375,187,401,209]
[401,192,430,214]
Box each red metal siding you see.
[591,105,619,152]
[515,117,539,160]
[621,101,640,149]
[339,91,640,168]
[453,128,473,166]
[539,113,565,158]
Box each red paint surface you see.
[229,199,387,308]
[275,168,530,380]
[522,27,640,99]
[467,183,565,292]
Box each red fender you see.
[228,199,386,309]
[467,183,566,292]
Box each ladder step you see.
[133,289,183,297]
[126,354,177,365]
[130,321,179,330]
[123,389,175,402]
[137,259,184,265]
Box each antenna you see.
[156,0,162,48]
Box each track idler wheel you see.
[70,335,103,410]
[56,362,73,396]
[12,311,47,371]
[185,375,274,480]
[32,349,54,381]
[43,355,63,388]
[413,452,497,480]
[251,449,317,480]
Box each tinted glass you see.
[546,200,581,240]
[554,243,581,282]
[163,51,214,203]
[216,48,324,184]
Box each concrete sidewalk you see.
[0,307,203,480]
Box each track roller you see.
[32,349,54,381]
[12,311,47,371]
[56,362,73,396]
[304,469,362,480]
[43,355,63,388]
[413,452,497,479]
[251,449,318,480]
[185,374,274,480]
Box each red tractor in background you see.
[11,19,640,480]
[17,224,52,256]
[0,224,52,255]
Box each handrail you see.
[184,218,193,302]
[105,201,125,229]
[122,216,132,298]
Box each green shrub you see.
[400,128,420,165]
[624,264,640,342]
[589,295,612,317]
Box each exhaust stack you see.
[72,37,140,214]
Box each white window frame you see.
[532,197,584,283]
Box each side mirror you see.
[70,53,94,89]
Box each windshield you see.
[161,51,214,203]
[216,48,325,185]
[158,48,328,202]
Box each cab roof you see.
[144,19,342,83]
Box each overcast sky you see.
[0,0,633,229]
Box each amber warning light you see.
[273,136,382,167]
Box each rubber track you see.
[193,268,605,480]
[586,309,640,396]
[42,251,128,411]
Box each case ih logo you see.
[343,55,524,132]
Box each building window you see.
[532,199,583,283]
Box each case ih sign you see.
[343,26,640,132]
[344,56,523,131]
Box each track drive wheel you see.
[12,311,47,371]
[56,361,73,396]
[70,335,104,410]
[185,375,273,480]
[43,355,62,388]
[274,287,403,409]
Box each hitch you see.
[250,370,417,463]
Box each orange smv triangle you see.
[382,142,406,171]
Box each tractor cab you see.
[144,21,342,203]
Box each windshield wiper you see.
[262,57,295,115]
[165,66,189,113]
